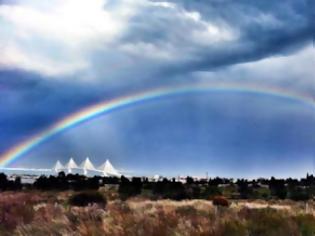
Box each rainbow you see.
[0,83,314,167]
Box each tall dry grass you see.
[0,191,314,235]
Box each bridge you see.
[0,157,121,177]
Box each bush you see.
[288,187,311,201]
[212,196,229,207]
[152,181,188,200]
[68,192,106,207]
[118,177,142,200]
[202,186,222,199]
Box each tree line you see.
[0,172,314,201]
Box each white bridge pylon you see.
[80,157,95,175]
[64,157,78,174]
[53,157,121,177]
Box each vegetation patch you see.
[68,192,106,207]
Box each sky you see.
[0,0,314,178]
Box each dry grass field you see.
[1,191,315,236]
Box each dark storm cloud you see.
[120,0,313,75]
[0,0,313,83]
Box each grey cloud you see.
[118,0,313,77]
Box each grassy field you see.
[1,190,315,236]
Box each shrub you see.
[288,187,311,201]
[118,177,142,200]
[202,186,222,199]
[68,192,106,207]
[212,196,229,207]
[152,182,188,200]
